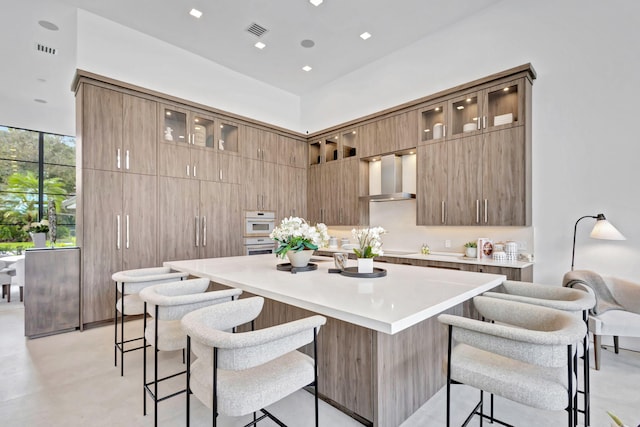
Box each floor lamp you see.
[571,213,625,270]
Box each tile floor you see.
[1,286,638,427]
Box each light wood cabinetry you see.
[243,158,277,211]
[278,166,307,220]
[157,176,200,262]
[278,135,307,169]
[199,181,243,258]
[359,111,417,158]
[416,75,532,226]
[243,126,278,163]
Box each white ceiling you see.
[1,0,501,135]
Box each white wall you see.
[76,10,301,132]
[303,0,640,285]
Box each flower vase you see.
[30,232,46,248]
[286,249,314,268]
[465,247,477,258]
[357,258,374,274]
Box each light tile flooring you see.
[1,288,639,427]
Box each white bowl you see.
[463,123,476,132]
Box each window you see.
[0,126,76,253]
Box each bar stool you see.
[483,280,595,426]
[112,267,189,376]
[139,278,242,427]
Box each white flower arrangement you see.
[352,226,387,258]
[270,217,329,258]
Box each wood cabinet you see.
[79,85,157,174]
[417,76,531,226]
[157,176,200,262]
[79,169,157,324]
[243,126,278,163]
[277,166,307,220]
[359,111,417,158]
[278,135,307,169]
[243,158,277,211]
[199,181,243,258]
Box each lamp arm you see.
[571,215,598,271]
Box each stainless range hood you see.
[361,154,416,202]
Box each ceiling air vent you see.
[35,43,57,55]
[246,22,268,38]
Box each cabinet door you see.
[340,130,358,160]
[482,127,526,225]
[278,136,307,168]
[374,116,395,156]
[81,85,123,171]
[395,110,418,151]
[357,122,377,158]
[278,166,307,220]
[419,102,447,145]
[191,149,218,182]
[321,161,341,225]
[160,104,189,145]
[483,79,525,132]
[243,127,277,163]
[261,161,278,211]
[123,94,157,175]
[158,177,200,262]
[417,143,447,225]
[448,91,483,140]
[340,158,360,225]
[200,181,242,258]
[81,169,122,324]
[307,166,323,224]
[243,158,262,210]
[122,173,157,270]
[447,136,482,225]
[158,143,191,178]
[260,131,278,164]
[217,121,240,154]
[219,152,243,184]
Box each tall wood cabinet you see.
[76,83,158,324]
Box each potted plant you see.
[270,217,329,267]
[352,227,387,273]
[23,220,49,248]
[464,241,477,258]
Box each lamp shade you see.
[590,215,626,240]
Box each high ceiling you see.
[1,0,501,135]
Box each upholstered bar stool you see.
[139,278,242,427]
[438,296,587,427]
[112,267,189,376]
[483,280,596,426]
[181,296,327,427]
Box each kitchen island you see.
[165,254,506,426]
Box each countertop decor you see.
[270,216,329,263]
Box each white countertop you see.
[164,254,506,335]
[318,247,534,269]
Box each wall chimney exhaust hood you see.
[361,154,416,202]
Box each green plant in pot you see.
[464,241,477,258]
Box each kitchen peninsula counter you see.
[165,254,506,426]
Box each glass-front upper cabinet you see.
[341,129,357,159]
[217,121,239,154]
[419,102,446,144]
[485,79,523,131]
[449,92,481,139]
[309,140,322,166]
[324,135,339,162]
[161,105,188,144]
[191,113,215,149]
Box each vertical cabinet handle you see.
[219,169,223,181]
[193,165,197,177]
[186,164,190,177]
[476,200,480,224]
[125,215,130,249]
[116,149,121,169]
[257,195,260,209]
[202,216,207,247]
[116,215,121,250]
[441,201,446,224]
[484,199,488,223]
[483,116,487,129]
[195,216,199,247]
[443,125,446,137]
[125,150,130,170]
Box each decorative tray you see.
[276,263,318,274]
[337,267,387,278]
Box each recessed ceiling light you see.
[34,99,47,104]
[300,39,315,48]
[360,32,372,40]
[255,41,266,49]
[38,20,59,31]
[302,65,312,72]
[189,8,203,18]
[37,78,47,83]
[309,0,323,6]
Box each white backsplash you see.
[327,199,534,256]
